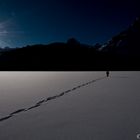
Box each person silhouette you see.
[106,71,109,77]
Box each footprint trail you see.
[0,76,106,122]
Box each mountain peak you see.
[102,17,140,56]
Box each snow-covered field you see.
[0,72,140,140]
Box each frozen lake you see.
[0,72,140,140]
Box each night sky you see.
[0,0,140,48]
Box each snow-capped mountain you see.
[102,17,140,56]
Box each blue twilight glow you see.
[0,0,139,47]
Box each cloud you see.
[0,19,25,37]
[0,30,9,35]
[0,39,11,47]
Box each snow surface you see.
[0,72,140,140]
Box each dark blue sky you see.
[0,0,140,47]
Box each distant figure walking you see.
[106,71,109,77]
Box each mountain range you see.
[0,18,140,70]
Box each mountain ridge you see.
[0,18,140,70]
[102,17,140,56]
